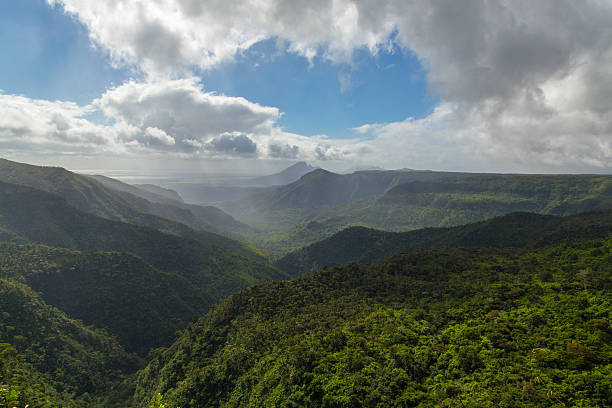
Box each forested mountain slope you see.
[0,159,247,239]
[0,278,139,406]
[383,174,612,211]
[132,239,612,407]
[224,168,480,215]
[0,243,211,355]
[0,181,287,305]
[277,211,612,276]
[88,174,248,233]
[87,174,185,205]
[239,173,612,255]
[134,184,184,202]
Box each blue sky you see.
[0,0,435,139]
[0,1,610,173]
[200,40,437,138]
[0,0,128,104]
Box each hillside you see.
[0,158,180,230]
[0,278,139,406]
[88,174,185,206]
[325,174,612,226]
[131,239,612,407]
[135,183,184,203]
[0,159,248,240]
[0,181,287,305]
[383,174,612,212]
[89,174,248,233]
[276,211,612,276]
[0,243,212,355]
[305,174,612,233]
[218,168,483,239]
[236,168,481,212]
[227,172,612,255]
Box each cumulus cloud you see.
[268,143,300,159]
[385,0,612,168]
[143,127,175,146]
[0,81,347,161]
[205,132,257,156]
[96,77,279,154]
[29,1,612,169]
[46,0,393,75]
[0,92,126,155]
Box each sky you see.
[0,0,611,174]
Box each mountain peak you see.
[249,161,319,186]
[299,167,335,180]
[286,161,312,171]
[278,161,316,176]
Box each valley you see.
[4,3,611,406]
[0,158,610,407]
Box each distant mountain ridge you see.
[135,183,184,202]
[220,170,612,254]
[87,173,248,233]
[276,211,612,276]
[220,168,482,226]
[248,161,317,186]
[88,174,184,206]
[247,168,481,210]
[217,168,494,245]
[0,159,246,237]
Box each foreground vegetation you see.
[1,159,611,407]
[0,243,211,355]
[133,239,612,407]
[0,278,140,407]
[1,222,610,407]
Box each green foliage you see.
[2,158,611,407]
[0,341,87,408]
[224,173,612,255]
[132,239,612,407]
[147,394,169,408]
[0,243,213,355]
[0,181,287,306]
[0,280,140,406]
[0,158,259,259]
[277,211,612,276]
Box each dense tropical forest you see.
[133,240,612,407]
[0,158,610,407]
[276,211,612,276]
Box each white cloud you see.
[96,78,279,154]
[27,0,612,170]
[205,132,257,156]
[143,127,175,146]
[46,0,393,75]
[351,103,612,172]
[0,92,126,155]
[268,143,300,159]
[0,81,349,161]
